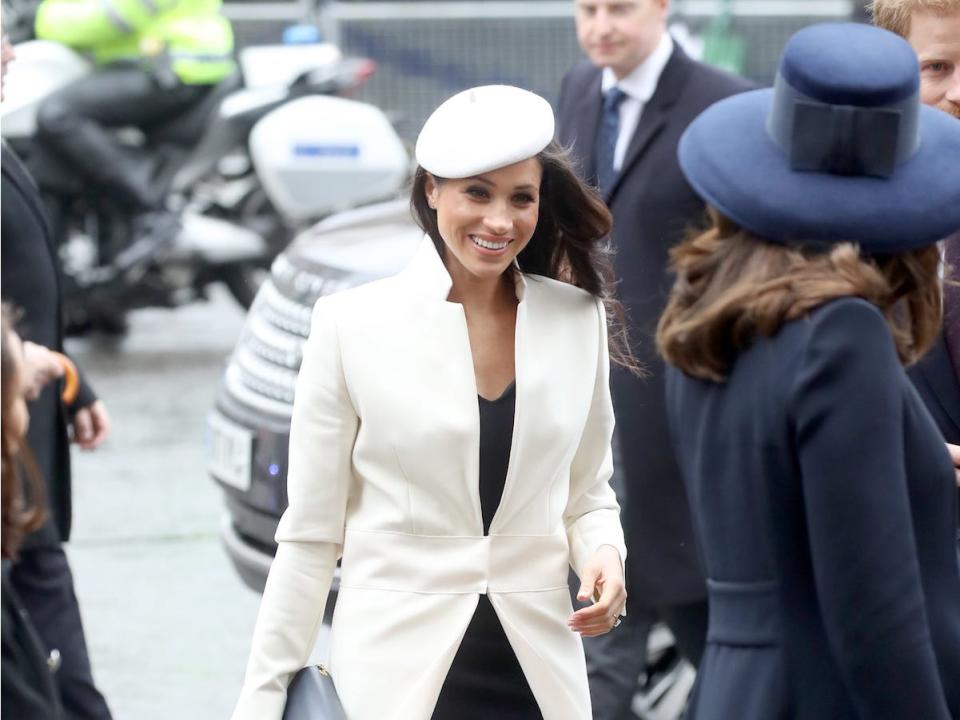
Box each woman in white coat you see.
[232,85,632,720]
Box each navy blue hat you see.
[678,23,960,252]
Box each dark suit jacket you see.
[910,334,960,445]
[910,329,960,543]
[1,144,96,547]
[556,43,754,605]
[666,298,960,719]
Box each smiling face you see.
[424,159,543,285]
[908,8,960,117]
[575,0,668,79]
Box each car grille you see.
[223,253,354,418]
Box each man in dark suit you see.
[2,27,115,720]
[556,1,752,715]
[871,0,960,471]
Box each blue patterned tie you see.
[596,86,627,194]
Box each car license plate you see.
[207,412,253,492]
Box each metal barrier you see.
[225,0,856,141]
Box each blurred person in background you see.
[555,0,751,714]
[872,0,960,482]
[2,17,114,720]
[2,304,65,720]
[658,22,960,719]
[872,0,959,117]
[30,0,235,265]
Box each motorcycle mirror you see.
[292,57,376,97]
[336,58,376,97]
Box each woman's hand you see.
[568,544,626,637]
[947,443,960,487]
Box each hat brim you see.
[678,89,960,250]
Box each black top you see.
[477,381,516,533]
[432,383,541,720]
[666,297,960,720]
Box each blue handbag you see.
[282,664,347,720]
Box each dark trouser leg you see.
[582,604,656,720]
[583,601,706,720]
[580,428,654,720]
[9,547,113,720]
[657,600,708,669]
[35,65,205,210]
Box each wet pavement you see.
[64,287,262,720]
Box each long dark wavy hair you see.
[1,305,46,560]
[410,141,642,374]
[656,210,943,382]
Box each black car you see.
[206,199,420,595]
[206,199,693,718]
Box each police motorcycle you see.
[1,15,410,333]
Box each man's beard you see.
[936,99,960,119]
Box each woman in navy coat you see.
[656,23,960,719]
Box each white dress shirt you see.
[601,32,674,172]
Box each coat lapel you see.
[488,298,526,533]
[569,71,604,184]
[606,44,695,203]
[399,238,528,534]
[1,145,53,242]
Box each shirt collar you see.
[600,32,674,102]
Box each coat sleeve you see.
[564,296,627,579]
[70,360,97,412]
[35,0,159,48]
[232,297,359,720]
[791,299,950,720]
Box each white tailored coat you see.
[232,237,627,720]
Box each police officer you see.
[33,0,235,265]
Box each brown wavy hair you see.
[656,211,943,382]
[2,305,46,560]
[410,141,642,375]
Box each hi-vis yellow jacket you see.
[35,0,235,84]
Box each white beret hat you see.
[415,85,555,179]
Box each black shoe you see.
[113,210,180,272]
